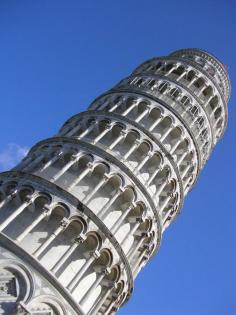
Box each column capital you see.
[59,218,70,230]
[74,234,87,244]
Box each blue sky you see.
[0,1,235,314]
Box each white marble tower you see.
[0,48,230,315]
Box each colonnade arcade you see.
[0,48,230,315]
[0,174,134,314]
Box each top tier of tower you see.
[169,48,231,102]
[130,48,230,144]
[134,48,230,103]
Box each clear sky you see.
[0,1,235,314]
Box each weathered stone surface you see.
[0,48,230,314]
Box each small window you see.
[194,77,205,88]
[136,78,144,86]
[190,106,199,116]
[148,79,157,89]
[165,64,173,72]
[201,128,208,138]
[186,70,196,81]
[203,86,213,97]
[181,95,191,106]
[197,116,204,128]
[153,62,162,72]
[158,82,169,93]
[209,96,218,110]
[126,97,136,106]
[170,87,181,99]
[172,66,185,76]
[214,107,222,119]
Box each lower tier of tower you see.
[0,172,134,315]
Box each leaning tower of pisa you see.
[0,48,230,315]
